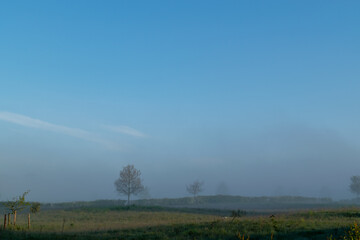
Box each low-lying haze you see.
[1,0,360,202]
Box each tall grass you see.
[2,207,360,239]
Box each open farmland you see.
[2,207,220,233]
[2,198,360,240]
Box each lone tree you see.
[115,165,144,205]
[186,180,204,202]
[350,176,360,199]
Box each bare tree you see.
[186,180,204,202]
[350,176,360,199]
[115,165,144,205]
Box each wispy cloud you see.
[103,125,147,138]
[0,111,121,150]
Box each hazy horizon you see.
[1,1,360,203]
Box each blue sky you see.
[1,1,360,202]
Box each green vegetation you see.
[30,195,335,212]
[2,205,360,239]
[2,191,31,226]
[30,202,41,214]
[1,207,219,234]
[1,195,359,239]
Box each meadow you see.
[1,197,360,239]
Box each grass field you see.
[2,205,360,239]
[5,207,220,232]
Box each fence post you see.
[3,214,6,230]
[14,211,16,226]
[62,218,66,233]
[7,213,10,226]
[28,213,30,229]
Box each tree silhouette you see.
[186,180,204,203]
[115,165,144,204]
[350,176,360,199]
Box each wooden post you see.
[28,213,30,229]
[14,211,16,226]
[7,213,10,226]
[61,218,66,233]
[3,214,6,230]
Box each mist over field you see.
[1,1,360,203]
[1,120,359,202]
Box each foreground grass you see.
[7,208,219,233]
[2,207,360,239]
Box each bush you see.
[344,222,360,240]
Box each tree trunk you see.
[28,213,31,229]
[14,211,17,226]
[7,213,10,226]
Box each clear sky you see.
[1,1,360,202]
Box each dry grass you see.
[12,209,221,232]
[5,208,360,239]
